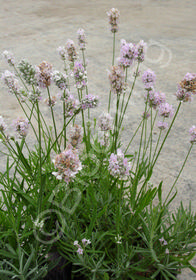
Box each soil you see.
[0,0,196,279]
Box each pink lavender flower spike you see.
[175,85,192,102]
[108,65,125,94]
[158,103,174,118]
[180,72,196,94]
[13,117,29,138]
[2,50,15,66]
[118,39,138,68]
[107,8,120,33]
[77,28,87,50]
[0,116,7,132]
[1,70,21,95]
[35,61,53,88]
[57,46,67,61]
[73,61,88,89]
[157,121,168,130]
[60,94,79,117]
[109,149,130,179]
[66,39,77,63]
[189,126,196,143]
[146,91,166,110]
[136,40,147,63]
[52,70,68,90]
[81,94,98,110]
[69,124,83,148]
[142,69,156,90]
[52,145,82,183]
[98,113,112,131]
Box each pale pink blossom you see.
[189,126,196,143]
[77,28,87,50]
[107,8,120,33]
[108,65,125,94]
[2,50,15,66]
[109,149,130,179]
[35,61,53,88]
[98,113,112,131]
[158,103,174,118]
[0,116,7,132]
[52,146,82,183]
[13,117,29,138]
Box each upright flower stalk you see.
[107,8,120,113]
[36,100,43,216]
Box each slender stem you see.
[112,32,116,66]
[148,107,153,165]
[63,90,67,149]
[82,49,86,69]
[152,102,182,169]
[152,130,162,163]
[143,110,158,158]
[15,94,39,142]
[14,65,50,141]
[118,63,140,131]
[14,66,29,92]
[77,89,88,152]
[124,119,143,154]
[164,144,193,206]
[42,113,76,163]
[108,90,112,113]
[136,98,148,172]
[108,32,116,113]
[82,49,91,148]
[1,132,18,158]
[113,94,120,152]
[116,180,123,271]
[118,68,128,129]
[36,100,42,216]
[46,87,60,152]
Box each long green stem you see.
[82,49,91,148]
[118,68,128,129]
[36,100,42,216]
[15,94,39,142]
[142,110,158,159]
[136,98,148,173]
[140,102,182,191]
[152,102,181,169]
[77,89,88,152]
[164,144,193,206]
[125,119,143,154]
[112,32,116,66]
[118,63,140,131]
[46,87,60,152]
[42,113,76,163]
[108,32,116,113]
[152,130,162,163]
[113,94,120,152]
[62,90,67,149]
[148,107,153,165]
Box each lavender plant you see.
[0,8,196,280]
